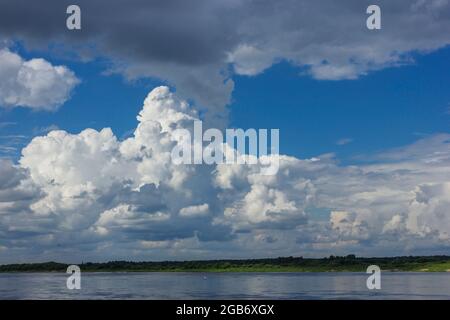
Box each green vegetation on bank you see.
[1,255,449,273]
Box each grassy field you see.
[406,260,450,272]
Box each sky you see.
[0,0,450,263]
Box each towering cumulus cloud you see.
[0,87,449,262]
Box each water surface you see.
[0,272,449,299]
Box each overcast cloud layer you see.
[0,0,449,122]
[0,87,449,263]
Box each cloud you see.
[408,183,450,240]
[179,204,210,217]
[330,211,369,240]
[32,124,59,135]
[0,122,16,129]
[0,87,449,262]
[0,134,29,159]
[1,1,450,261]
[0,48,79,110]
[336,138,353,146]
[0,160,42,242]
[1,0,449,120]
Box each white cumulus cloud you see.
[0,87,449,262]
[0,49,79,110]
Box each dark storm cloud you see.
[0,160,40,203]
[1,0,449,118]
[0,0,238,65]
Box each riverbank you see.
[1,255,450,273]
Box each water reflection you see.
[0,272,448,299]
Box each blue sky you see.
[233,47,450,162]
[0,46,162,158]
[2,45,449,164]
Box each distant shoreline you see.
[1,255,450,273]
